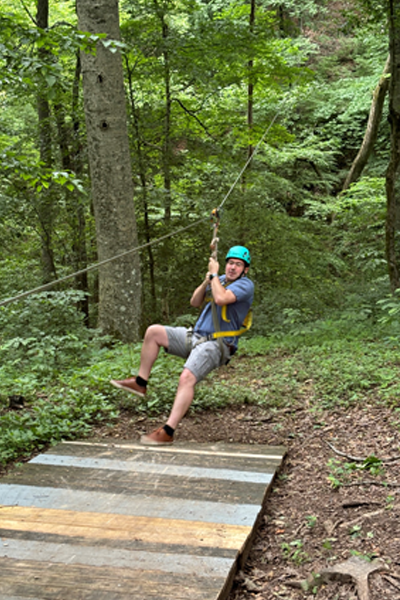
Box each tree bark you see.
[241,0,256,215]
[70,51,90,324]
[247,0,255,162]
[153,0,172,221]
[343,54,390,191]
[77,0,141,342]
[125,57,157,317]
[54,53,90,324]
[385,1,400,293]
[36,0,57,283]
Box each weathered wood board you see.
[0,440,286,600]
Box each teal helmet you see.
[225,246,251,267]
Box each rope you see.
[0,102,285,309]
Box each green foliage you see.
[225,209,346,334]
[377,289,400,333]
[327,452,386,489]
[0,291,93,385]
[326,458,345,489]
[305,515,318,528]
[332,177,387,280]
[281,539,309,564]
[286,27,389,179]
[0,0,392,333]
[344,455,384,476]
[0,290,121,465]
[0,388,117,465]
[238,314,400,410]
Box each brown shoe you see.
[140,427,174,446]
[110,377,146,397]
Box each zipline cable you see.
[0,217,208,308]
[216,109,281,213]
[0,102,285,309]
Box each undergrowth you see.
[1,290,400,467]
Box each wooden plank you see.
[0,557,224,600]
[0,528,238,558]
[49,441,284,469]
[0,484,261,526]
[30,453,274,484]
[2,596,43,600]
[0,538,235,577]
[0,506,251,551]
[3,463,269,505]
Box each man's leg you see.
[138,324,169,380]
[165,368,197,430]
[140,367,196,445]
[110,324,168,395]
[140,339,229,445]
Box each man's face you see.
[225,258,248,282]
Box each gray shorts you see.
[164,326,230,383]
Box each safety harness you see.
[206,282,253,341]
[211,302,253,339]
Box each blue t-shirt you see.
[194,275,254,348]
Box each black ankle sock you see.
[136,375,148,388]
[163,424,175,437]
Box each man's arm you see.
[210,276,237,306]
[207,257,237,306]
[190,275,210,307]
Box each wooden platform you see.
[0,440,286,599]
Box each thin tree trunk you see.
[36,0,57,283]
[162,14,172,221]
[386,1,400,292]
[53,53,90,324]
[152,0,173,321]
[70,51,90,324]
[154,0,172,221]
[247,0,255,162]
[77,0,142,342]
[241,0,255,216]
[343,54,390,191]
[125,58,157,315]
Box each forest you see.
[0,0,399,449]
[2,1,400,597]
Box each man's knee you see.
[178,368,197,388]
[145,324,168,348]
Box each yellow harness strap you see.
[211,307,253,339]
[203,285,253,340]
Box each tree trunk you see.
[36,0,57,283]
[343,54,390,191]
[54,54,90,325]
[161,8,172,221]
[385,1,400,293]
[153,0,172,221]
[247,0,255,162]
[125,58,157,317]
[241,0,256,217]
[70,51,90,324]
[77,0,141,342]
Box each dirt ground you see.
[2,400,400,599]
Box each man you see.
[110,246,254,445]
